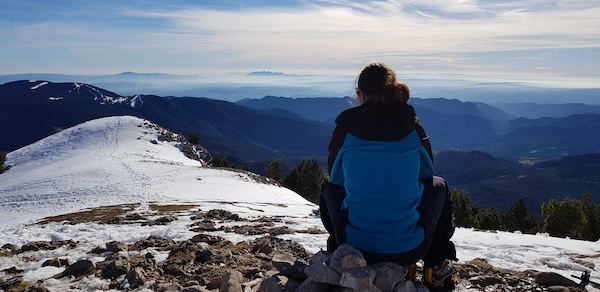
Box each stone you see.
[53,259,95,279]
[304,261,342,285]
[156,283,184,292]
[42,258,71,268]
[341,253,367,271]
[106,241,128,252]
[295,278,331,292]
[535,272,579,287]
[469,275,504,287]
[310,250,332,265]
[392,280,419,292]
[271,252,308,281]
[101,255,130,279]
[121,267,145,289]
[330,244,364,273]
[371,262,407,292]
[257,275,301,292]
[339,267,376,290]
[220,270,244,292]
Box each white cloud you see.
[1,0,598,80]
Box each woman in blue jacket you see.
[320,62,456,288]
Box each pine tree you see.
[451,190,479,228]
[507,198,540,233]
[264,159,282,182]
[580,193,600,241]
[542,198,586,239]
[0,151,5,174]
[283,158,323,204]
[188,133,200,145]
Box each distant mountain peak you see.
[247,71,286,76]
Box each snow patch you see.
[30,81,48,90]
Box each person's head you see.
[356,62,410,104]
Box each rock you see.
[2,266,24,275]
[330,244,364,273]
[257,275,301,292]
[469,275,504,287]
[392,280,420,292]
[310,250,332,265]
[546,286,586,292]
[371,262,407,292]
[42,258,70,268]
[131,235,176,251]
[106,241,128,252]
[295,278,331,292]
[53,259,95,279]
[304,261,342,285]
[220,270,244,292]
[339,267,376,290]
[121,267,145,289]
[341,253,367,271]
[206,209,240,221]
[271,252,308,281]
[191,233,225,245]
[99,254,130,279]
[535,272,579,287]
[156,282,184,292]
[20,240,75,252]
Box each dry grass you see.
[148,204,198,213]
[36,204,140,225]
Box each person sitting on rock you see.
[320,62,457,288]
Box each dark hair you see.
[356,63,410,104]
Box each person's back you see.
[329,101,432,255]
[320,62,457,289]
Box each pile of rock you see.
[263,243,429,292]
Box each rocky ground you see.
[0,204,595,291]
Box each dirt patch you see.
[36,204,140,225]
[148,203,197,213]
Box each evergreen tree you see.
[542,197,586,239]
[0,151,5,174]
[188,133,200,145]
[474,208,507,231]
[264,159,282,182]
[580,193,600,241]
[451,190,479,228]
[507,198,540,233]
[283,158,323,204]
[211,155,229,167]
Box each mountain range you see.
[1,79,599,214]
[0,115,596,291]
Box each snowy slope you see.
[0,116,598,290]
[0,116,314,228]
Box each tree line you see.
[255,157,600,242]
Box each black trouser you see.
[319,176,456,267]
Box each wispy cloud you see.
[0,0,598,82]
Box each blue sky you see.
[1,0,599,87]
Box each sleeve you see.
[327,125,347,186]
[419,147,434,181]
[414,114,433,163]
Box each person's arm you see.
[328,125,346,186]
[414,115,433,163]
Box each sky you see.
[1,0,599,87]
[0,115,598,291]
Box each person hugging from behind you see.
[320,62,457,289]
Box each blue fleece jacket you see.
[328,101,434,254]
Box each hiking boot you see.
[423,260,455,288]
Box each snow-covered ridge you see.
[0,116,314,228]
[70,82,129,105]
